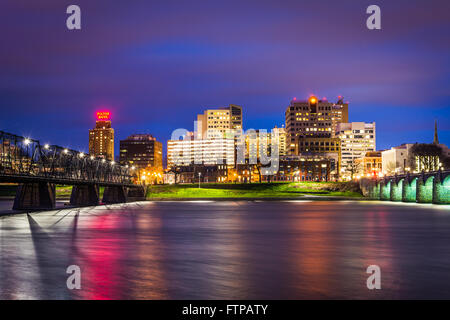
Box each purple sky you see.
[1,0,449,157]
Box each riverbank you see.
[146,182,363,199]
[1,182,364,203]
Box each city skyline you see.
[1,1,450,303]
[1,0,449,155]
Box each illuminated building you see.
[271,126,287,156]
[381,144,413,175]
[355,151,382,177]
[167,134,235,168]
[196,104,242,138]
[261,155,334,182]
[119,134,162,170]
[297,137,340,179]
[381,122,449,175]
[336,122,376,179]
[89,111,114,160]
[164,164,228,184]
[285,96,348,155]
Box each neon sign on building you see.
[96,111,111,121]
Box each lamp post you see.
[198,172,201,189]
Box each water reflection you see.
[0,201,449,299]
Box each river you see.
[0,200,449,299]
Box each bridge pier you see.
[380,180,391,201]
[127,186,146,202]
[102,186,128,204]
[390,178,403,201]
[13,182,56,210]
[417,175,434,203]
[359,178,380,199]
[367,182,381,199]
[70,185,99,206]
[401,176,417,202]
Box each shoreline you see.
[0,196,367,203]
[146,196,369,201]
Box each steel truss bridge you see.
[0,130,145,210]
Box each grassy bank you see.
[146,182,363,199]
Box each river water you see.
[0,200,449,299]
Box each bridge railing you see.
[0,130,133,185]
[376,169,450,180]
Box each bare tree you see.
[408,143,444,172]
[346,159,362,180]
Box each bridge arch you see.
[390,178,403,201]
[432,174,450,204]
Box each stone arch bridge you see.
[360,170,450,204]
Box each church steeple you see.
[433,120,439,144]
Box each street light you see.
[198,172,202,189]
[44,144,50,150]
[24,138,31,145]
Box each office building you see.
[119,134,162,170]
[285,96,348,155]
[271,126,287,156]
[89,111,114,160]
[197,104,242,138]
[336,122,376,178]
[167,134,235,168]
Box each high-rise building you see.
[285,96,348,155]
[119,134,162,170]
[89,111,114,160]
[197,104,242,138]
[336,122,376,178]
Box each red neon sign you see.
[96,111,111,121]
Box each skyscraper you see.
[285,96,348,155]
[89,111,114,160]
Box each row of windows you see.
[300,147,339,152]
[300,141,339,146]
[288,106,334,111]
